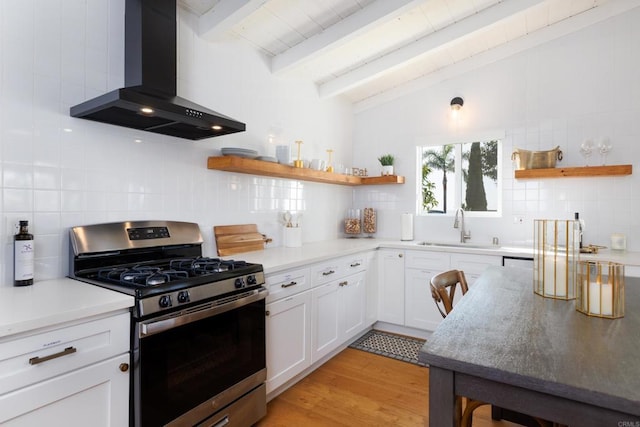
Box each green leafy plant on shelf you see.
[377,154,395,166]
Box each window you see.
[419,139,501,216]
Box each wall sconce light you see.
[450,97,463,120]
[450,97,463,111]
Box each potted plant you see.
[378,154,395,176]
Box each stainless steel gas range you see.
[68,220,267,427]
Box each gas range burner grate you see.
[170,257,251,274]
[98,265,189,287]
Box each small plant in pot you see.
[378,154,395,176]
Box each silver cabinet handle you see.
[202,415,229,427]
[350,262,361,267]
[281,281,297,288]
[339,281,348,287]
[399,253,403,258]
[29,346,77,365]
[322,270,335,276]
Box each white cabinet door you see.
[364,251,378,327]
[311,282,340,363]
[339,271,366,341]
[405,268,444,331]
[311,272,368,363]
[265,290,312,394]
[0,353,130,427]
[377,249,405,324]
[450,253,501,286]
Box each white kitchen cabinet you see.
[265,289,312,394]
[265,251,374,397]
[311,271,366,363]
[405,268,444,331]
[339,270,366,341]
[377,249,502,332]
[404,251,449,331]
[311,281,340,362]
[0,353,129,426]
[450,252,502,285]
[0,311,130,426]
[377,249,405,324]
[364,251,378,327]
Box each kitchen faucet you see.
[453,208,471,243]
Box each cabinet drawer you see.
[0,353,130,426]
[310,260,343,285]
[450,253,501,275]
[0,312,130,395]
[265,268,310,303]
[406,251,450,270]
[342,254,367,275]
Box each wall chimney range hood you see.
[70,0,245,140]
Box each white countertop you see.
[3,239,637,340]
[236,238,640,274]
[0,278,134,339]
[238,238,383,273]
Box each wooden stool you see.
[429,270,553,427]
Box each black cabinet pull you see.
[281,281,298,288]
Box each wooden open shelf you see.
[207,156,405,186]
[515,164,632,179]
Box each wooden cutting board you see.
[214,224,270,256]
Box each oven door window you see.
[138,298,265,426]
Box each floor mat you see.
[349,330,427,366]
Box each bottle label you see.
[15,240,34,280]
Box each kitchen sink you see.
[416,241,496,249]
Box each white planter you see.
[381,165,394,176]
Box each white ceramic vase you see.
[381,165,394,176]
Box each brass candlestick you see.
[294,140,304,168]
[326,149,334,172]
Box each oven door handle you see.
[139,288,267,338]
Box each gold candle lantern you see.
[326,149,334,172]
[533,219,579,300]
[576,261,625,318]
[294,140,304,168]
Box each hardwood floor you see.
[257,347,520,427]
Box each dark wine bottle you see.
[574,212,583,249]
[14,220,34,286]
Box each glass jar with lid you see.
[344,209,361,235]
[363,208,376,235]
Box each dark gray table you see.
[419,265,640,427]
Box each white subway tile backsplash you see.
[3,189,33,212]
[34,190,60,212]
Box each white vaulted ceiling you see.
[179,0,640,110]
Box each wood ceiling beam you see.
[354,0,640,112]
[198,0,267,42]
[319,0,544,99]
[271,0,422,75]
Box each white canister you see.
[611,233,626,251]
[283,227,302,247]
[401,213,414,241]
[275,145,291,164]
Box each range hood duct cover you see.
[70,0,245,140]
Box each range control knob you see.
[234,278,246,289]
[247,275,257,285]
[158,295,172,308]
[177,291,190,304]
